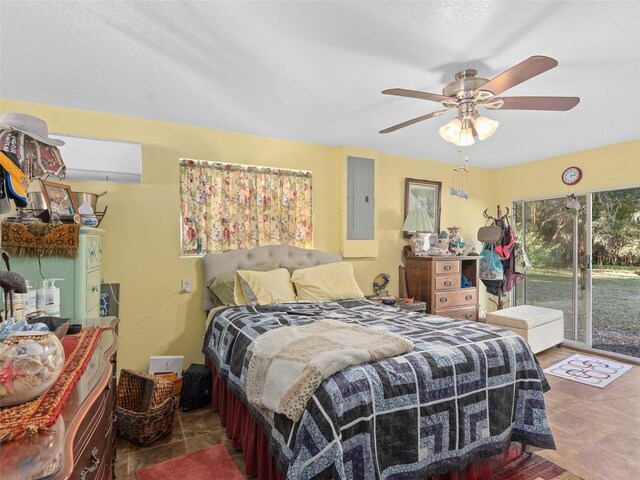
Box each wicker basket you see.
[115,369,177,446]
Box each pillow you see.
[290,262,364,302]
[285,264,314,276]
[234,268,297,306]
[207,260,279,306]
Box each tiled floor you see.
[116,347,639,480]
[115,407,248,479]
[535,347,640,480]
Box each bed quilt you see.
[203,300,555,480]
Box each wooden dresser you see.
[403,247,479,321]
[0,318,118,480]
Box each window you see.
[179,159,312,256]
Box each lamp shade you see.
[438,118,462,143]
[453,125,475,146]
[402,208,433,232]
[474,115,499,140]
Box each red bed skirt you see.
[208,358,523,480]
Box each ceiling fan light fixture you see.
[438,118,462,143]
[452,121,475,146]
[474,115,499,140]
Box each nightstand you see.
[368,297,427,313]
[395,299,427,313]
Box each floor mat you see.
[543,353,632,388]
[135,444,243,480]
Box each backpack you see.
[495,227,515,259]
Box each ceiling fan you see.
[379,55,580,146]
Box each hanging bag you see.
[479,244,504,281]
[502,250,526,293]
[495,227,515,259]
[477,225,503,243]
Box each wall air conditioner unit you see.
[50,134,142,183]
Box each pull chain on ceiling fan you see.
[379,56,580,145]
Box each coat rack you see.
[482,204,512,310]
[483,205,510,225]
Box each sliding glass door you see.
[513,196,589,345]
[514,187,640,360]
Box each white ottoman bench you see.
[487,305,564,354]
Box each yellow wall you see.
[495,139,640,203]
[3,98,634,371]
[489,139,639,311]
[0,98,497,371]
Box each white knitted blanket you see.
[246,319,414,421]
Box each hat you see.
[0,113,64,146]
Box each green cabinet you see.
[11,227,104,325]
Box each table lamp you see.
[402,208,433,255]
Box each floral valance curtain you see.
[179,159,313,255]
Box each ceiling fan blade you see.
[382,88,452,103]
[476,56,558,96]
[379,110,449,134]
[491,96,580,111]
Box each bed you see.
[201,245,555,480]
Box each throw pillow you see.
[208,260,279,306]
[290,262,364,302]
[234,268,297,306]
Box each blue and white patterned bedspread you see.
[203,300,555,480]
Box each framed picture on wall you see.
[403,178,442,238]
[41,180,78,217]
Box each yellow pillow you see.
[234,268,297,306]
[290,262,364,302]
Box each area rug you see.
[493,453,583,480]
[543,353,632,388]
[136,444,243,480]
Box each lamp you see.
[402,208,433,255]
[438,114,498,145]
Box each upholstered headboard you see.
[201,245,342,311]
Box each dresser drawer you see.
[73,391,108,461]
[86,236,102,272]
[435,305,477,321]
[73,412,113,480]
[434,289,476,308]
[434,275,460,290]
[434,260,460,275]
[86,269,102,313]
[72,376,114,479]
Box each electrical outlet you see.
[181,279,192,293]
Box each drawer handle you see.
[443,265,452,271]
[465,295,473,301]
[80,447,100,480]
[439,297,448,303]
[465,313,473,319]
[444,280,452,287]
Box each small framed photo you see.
[41,180,77,217]
[404,178,442,238]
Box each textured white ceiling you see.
[1,1,639,168]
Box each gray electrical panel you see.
[346,156,375,240]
